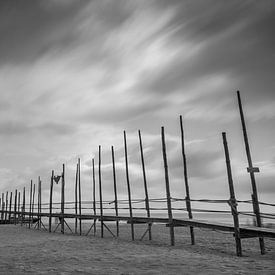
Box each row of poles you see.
[0,91,265,256]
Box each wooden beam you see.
[98,145,104,238]
[124,131,135,241]
[49,171,54,233]
[161,126,175,246]
[222,132,242,257]
[179,115,195,245]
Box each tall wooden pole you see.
[9,192,12,222]
[32,184,36,224]
[61,164,65,234]
[111,146,119,237]
[92,158,96,236]
[18,191,20,225]
[179,115,195,245]
[222,132,242,256]
[38,177,41,229]
[29,181,32,228]
[5,192,8,221]
[75,163,78,234]
[124,131,135,241]
[161,126,175,246]
[138,130,152,240]
[49,171,54,233]
[78,159,82,235]
[98,145,104,238]
[14,189,17,224]
[237,91,265,254]
[22,187,25,226]
[1,193,4,220]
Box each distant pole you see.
[29,181,32,228]
[18,191,20,225]
[78,158,82,235]
[138,130,152,240]
[111,146,119,237]
[179,115,195,245]
[237,91,265,254]
[161,126,175,246]
[61,164,65,234]
[98,145,104,238]
[9,192,13,222]
[124,131,135,241]
[49,171,54,233]
[14,189,17,225]
[5,192,8,221]
[92,158,96,236]
[32,184,36,224]
[75,163,78,234]
[222,132,242,257]
[22,187,25,226]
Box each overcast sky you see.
[0,0,274,215]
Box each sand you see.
[0,223,274,274]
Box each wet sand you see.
[0,223,274,274]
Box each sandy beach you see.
[0,223,274,274]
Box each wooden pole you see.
[32,184,36,225]
[75,163,78,234]
[92,158,96,236]
[5,192,8,221]
[1,193,4,220]
[179,115,195,245]
[29,181,32,228]
[138,130,152,240]
[124,131,135,241]
[78,159,82,235]
[98,145,104,238]
[14,189,17,224]
[161,126,175,246]
[18,191,20,225]
[9,192,12,222]
[222,132,242,256]
[111,146,119,237]
[49,171,54,233]
[237,91,265,254]
[38,177,41,229]
[22,187,25,226]
[61,164,65,234]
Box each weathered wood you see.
[49,171,54,233]
[179,115,195,245]
[161,126,175,246]
[14,190,17,225]
[237,90,265,254]
[98,145,104,238]
[38,177,41,229]
[18,191,20,225]
[92,158,96,236]
[22,187,25,226]
[124,131,135,241]
[78,159,82,235]
[138,130,152,241]
[9,192,13,222]
[61,164,65,234]
[111,146,119,237]
[5,192,8,221]
[222,132,242,257]
[32,183,36,226]
[75,163,78,234]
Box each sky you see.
[0,0,274,217]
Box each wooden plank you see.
[161,126,175,246]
